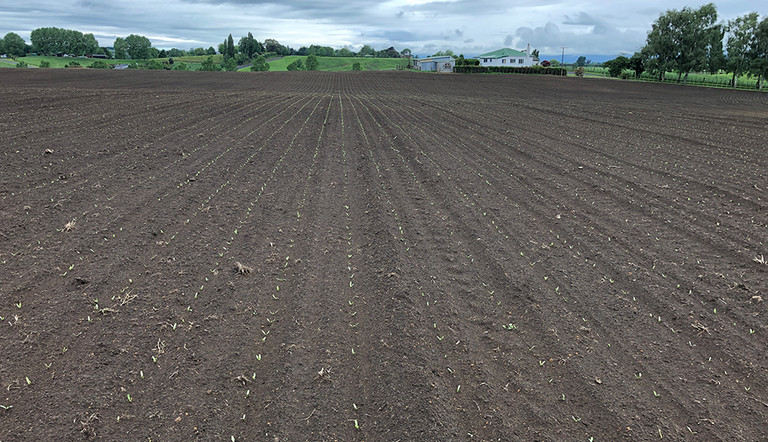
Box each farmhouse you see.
[414,55,455,72]
[476,48,538,67]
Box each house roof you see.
[418,56,455,62]
[476,48,527,59]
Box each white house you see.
[476,48,538,67]
[414,55,455,72]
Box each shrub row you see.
[454,65,567,76]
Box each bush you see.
[305,54,319,71]
[64,61,81,68]
[286,59,303,71]
[88,60,110,69]
[223,58,237,71]
[145,59,164,70]
[352,62,362,71]
[199,56,220,71]
[574,67,585,77]
[39,60,51,68]
[250,56,269,71]
[15,60,28,68]
[453,65,567,76]
[173,62,189,71]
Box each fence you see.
[581,66,762,91]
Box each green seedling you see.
[127,394,132,403]
[0,405,12,410]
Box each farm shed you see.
[476,48,537,67]
[414,55,455,72]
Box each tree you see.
[113,37,126,59]
[199,56,221,71]
[532,49,540,59]
[336,47,354,57]
[603,56,630,77]
[238,32,261,59]
[0,37,5,55]
[305,54,319,71]
[643,3,723,83]
[224,57,237,71]
[628,52,646,78]
[250,55,270,71]
[226,34,236,61]
[206,46,216,55]
[352,62,362,71]
[576,56,587,67]
[549,59,560,66]
[264,39,288,55]
[434,49,454,57]
[725,12,759,88]
[124,34,152,59]
[358,44,375,56]
[750,16,768,89]
[3,32,27,57]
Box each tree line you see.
[602,4,768,89]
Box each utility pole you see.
[561,47,566,65]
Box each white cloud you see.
[0,0,764,57]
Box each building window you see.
[510,58,515,64]
[519,59,524,63]
[502,59,505,63]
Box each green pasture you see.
[239,56,407,72]
[16,54,215,70]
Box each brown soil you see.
[1,69,767,441]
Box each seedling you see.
[127,394,132,403]
[502,324,517,330]
[353,419,359,429]
[25,377,31,385]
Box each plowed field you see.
[1,70,767,441]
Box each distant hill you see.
[539,54,615,64]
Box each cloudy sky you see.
[1,0,765,58]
